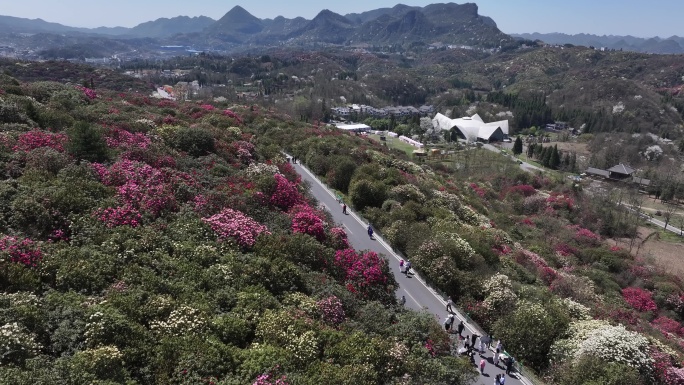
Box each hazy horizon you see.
[2,0,683,38]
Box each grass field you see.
[368,134,419,156]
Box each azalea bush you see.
[202,208,270,249]
[622,287,658,313]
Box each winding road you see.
[291,158,534,385]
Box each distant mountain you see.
[129,16,214,38]
[206,5,263,41]
[512,32,684,54]
[0,15,123,35]
[289,9,356,44]
[344,4,420,24]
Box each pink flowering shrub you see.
[290,204,325,241]
[75,85,97,100]
[252,372,288,385]
[0,236,42,268]
[316,295,346,326]
[270,174,301,210]
[554,243,578,257]
[202,208,270,249]
[622,287,658,313]
[200,104,215,111]
[469,182,487,198]
[514,249,558,285]
[233,140,255,163]
[652,316,684,337]
[223,109,243,125]
[105,127,151,149]
[651,348,684,385]
[328,226,349,250]
[546,192,574,211]
[13,130,68,152]
[95,206,142,228]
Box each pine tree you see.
[513,136,523,155]
[527,142,536,158]
[550,145,561,169]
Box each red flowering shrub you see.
[270,174,301,210]
[0,236,42,268]
[333,248,391,301]
[105,127,151,149]
[507,184,537,197]
[75,85,97,100]
[651,348,684,385]
[622,287,658,313]
[554,243,578,257]
[202,208,270,249]
[290,204,325,241]
[546,193,574,211]
[469,182,487,198]
[223,109,243,125]
[13,130,68,152]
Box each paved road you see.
[290,158,533,385]
[624,205,683,235]
[482,143,544,173]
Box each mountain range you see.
[0,3,515,51]
[512,32,684,54]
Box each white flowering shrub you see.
[552,319,653,374]
[454,205,480,226]
[430,190,462,212]
[560,298,591,321]
[482,273,518,313]
[255,309,319,363]
[0,322,41,364]
[150,305,206,336]
[282,292,319,318]
[388,184,426,204]
[245,162,280,177]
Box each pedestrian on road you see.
[486,334,493,349]
[480,358,486,374]
[367,225,374,239]
[342,203,347,214]
[506,357,514,375]
[493,352,500,368]
[480,336,486,355]
[444,314,455,331]
[404,260,412,275]
[399,259,405,274]
[499,374,506,385]
[446,296,454,313]
[471,334,478,350]
[399,295,406,306]
[496,340,503,353]
[495,374,501,385]
[457,321,465,338]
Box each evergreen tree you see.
[570,152,577,173]
[535,144,544,159]
[513,136,523,155]
[549,145,561,170]
[542,147,552,167]
[527,142,536,158]
[66,121,109,163]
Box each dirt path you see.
[610,226,684,276]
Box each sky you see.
[2,0,683,37]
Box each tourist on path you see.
[493,351,500,368]
[446,296,454,313]
[342,203,347,214]
[444,314,455,331]
[499,374,506,385]
[457,320,465,338]
[399,259,405,274]
[404,260,412,275]
[480,358,486,374]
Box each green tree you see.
[549,145,561,169]
[66,121,109,163]
[512,136,523,155]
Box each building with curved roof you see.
[431,113,509,142]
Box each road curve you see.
[290,157,534,385]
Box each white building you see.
[432,113,509,142]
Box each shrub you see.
[622,287,657,313]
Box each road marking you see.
[403,289,420,307]
[343,223,353,234]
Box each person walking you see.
[496,340,503,353]
[446,296,454,313]
[471,334,478,350]
[499,373,505,385]
[342,203,347,214]
[494,374,501,385]
[457,320,465,338]
[486,334,493,349]
[506,356,514,375]
[404,260,412,275]
[399,259,405,274]
[444,314,455,332]
[367,225,373,239]
[479,336,487,355]
[399,295,406,306]
[480,358,486,374]
[493,351,500,368]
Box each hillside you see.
[513,32,684,54]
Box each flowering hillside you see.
[272,121,684,384]
[0,75,476,384]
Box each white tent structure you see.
[431,113,509,142]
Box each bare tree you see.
[626,187,646,252]
[662,202,678,231]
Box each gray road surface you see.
[290,158,533,385]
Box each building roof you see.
[334,123,371,131]
[632,177,651,186]
[607,163,635,175]
[431,113,509,141]
[585,167,610,178]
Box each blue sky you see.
[3,0,683,37]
